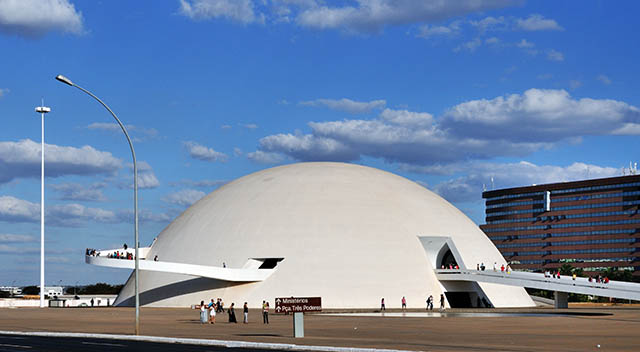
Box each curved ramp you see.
[85,248,278,282]
[436,269,640,301]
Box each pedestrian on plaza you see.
[380,297,386,311]
[200,300,208,324]
[500,264,505,272]
[209,302,216,324]
[401,296,407,311]
[493,262,497,271]
[243,302,249,324]
[477,263,479,271]
[480,263,485,271]
[440,294,445,310]
[262,301,269,324]
[228,303,237,323]
[90,298,94,307]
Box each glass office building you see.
[480,175,640,278]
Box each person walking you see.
[262,301,269,324]
[380,297,385,311]
[440,294,445,310]
[401,296,407,311]
[209,302,216,324]
[228,303,237,323]
[243,302,249,324]
[200,300,208,324]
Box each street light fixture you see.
[35,103,50,308]
[55,74,140,335]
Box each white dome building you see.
[108,162,534,308]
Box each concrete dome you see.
[114,162,533,308]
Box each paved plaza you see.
[1,305,639,351]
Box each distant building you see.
[43,286,63,297]
[0,286,22,295]
[481,175,640,278]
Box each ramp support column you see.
[554,291,568,308]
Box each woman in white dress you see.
[209,302,216,324]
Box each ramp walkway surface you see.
[435,269,640,303]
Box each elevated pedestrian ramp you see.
[435,269,640,307]
[85,247,280,282]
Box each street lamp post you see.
[35,104,50,308]
[55,75,140,335]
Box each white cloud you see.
[295,0,513,33]
[569,80,582,90]
[51,182,107,202]
[417,21,461,38]
[0,139,121,184]
[221,124,232,129]
[469,16,506,32]
[179,0,261,24]
[300,98,386,114]
[421,161,619,203]
[0,88,9,97]
[516,14,563,31]
[379,108,433,128]
[47,203,118,227]
[0,0,84,38]
[597,74,612,85]
[454,38,482,52]
[247,150,286,164]
[163,189,206,207]
[0,196,39,223]
[124,161,160,189]
[485,37,500,45]
[241,123,259,129]
[0,233,34,243]
[546,49,564,61]
[170,179,228,188]
[116,209,172,224]
[516,38,534,48]
[87,122,159,141]
[441,88,640,142]
[254,89,640,166]
[0,195,117,226]
[183,141,228,162]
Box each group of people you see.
[199,300,269,324]
[441,264,459,269]
[476,262,511,273]
[107,251,134,260]
[543,270,562,279]
[588,275,610,284]
[85,248,100,256]
[200,299,248,324]
[380,295,446,311]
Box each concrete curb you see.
[0,330,415,352]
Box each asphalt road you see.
[0,334,276,352]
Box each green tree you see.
[78,283,123,294]
[559,263,584,277]
[600,267,635,282]
[21,286,39,295]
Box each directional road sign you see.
[274,297,322,314]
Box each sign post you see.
[275,297,322,338]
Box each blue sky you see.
[1,0,640,286]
